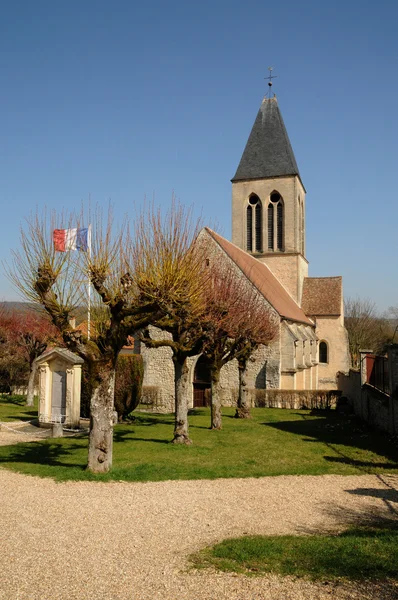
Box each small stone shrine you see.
[34,348,84,428]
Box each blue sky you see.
[1,0,397,312]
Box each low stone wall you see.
[337,370,361,413]
[338,369,398,436]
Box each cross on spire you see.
[265,66,277,97]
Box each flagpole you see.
[87,224,92,341]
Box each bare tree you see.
[233,298,278,419]
[344,297,387,368]
[7,207,162,473]
[202,268,278,428]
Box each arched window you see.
[246,195,262,252]
[246,205,253,251]
[319,341,328,364]
[255,201,262,252]
[277,203,283,250]
[268,192,284,251]
[267,204,273,250]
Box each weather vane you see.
[265,66,277,97]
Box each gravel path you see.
[1,468,398,600]
[1,424,398,599]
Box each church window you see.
[267,204,274,249]
[246,195,262,253]
[246,205,253,251]
[277,203,283,250]
[255,202,262,252]
[268,192,284,251]
[319,341,328,363]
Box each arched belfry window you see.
[267,192,284,251]
[246,195,262,252]
[319,341,328,364]
[267,204,274,250]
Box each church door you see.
[193,355,212,407]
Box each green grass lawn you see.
[0,398,397,482]
[0,394,38,422]
[190,525,398,581]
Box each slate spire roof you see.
[232,96,300,182]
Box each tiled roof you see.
[232,97,300,182]
[301,277,342,316]
[204,228,313,326]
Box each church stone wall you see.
[141,327,175,412]
[257,253,308,304]
[141,329,281,413]
[232,175,302,254]
[316,316,350,389]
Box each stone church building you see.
[138,95,349,411]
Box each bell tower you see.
[231,95,308,305]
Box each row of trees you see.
[7,204,277,474]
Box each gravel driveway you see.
[1,466,398,600]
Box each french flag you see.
[53,228,89,252]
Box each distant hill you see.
[1,301,40,314]
[0,301,88,324]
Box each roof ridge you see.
[204,228,313,326]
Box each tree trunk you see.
[26,362,37,407]
[87,365,116,474]
[210,367,222,430]
[235,357,251,419]
[172,357,192,444]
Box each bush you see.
[141,385,160,407]
[114,355,144,421]
[80,354,144,421]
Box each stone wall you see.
[337,345,398,436]
[141,336,281,413]
[141,327,175,413]
[231,175,307,303]
[316,316,349,389]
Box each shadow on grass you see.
[265,412,398,470]
[0,441,86,470]
[3,411,37,422]
[113,429,170,445]
[132,414,173,427]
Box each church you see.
[138,94,350,411]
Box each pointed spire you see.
[232,97,300,182]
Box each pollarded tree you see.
[202,267,278,428]
[233,298,278,419]
[136,205,208,444]
[7,207,169,473]
[0,304,60,406]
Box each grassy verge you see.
[0,404,397,482]
[190,525,398,581]
[0,394,38,422]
